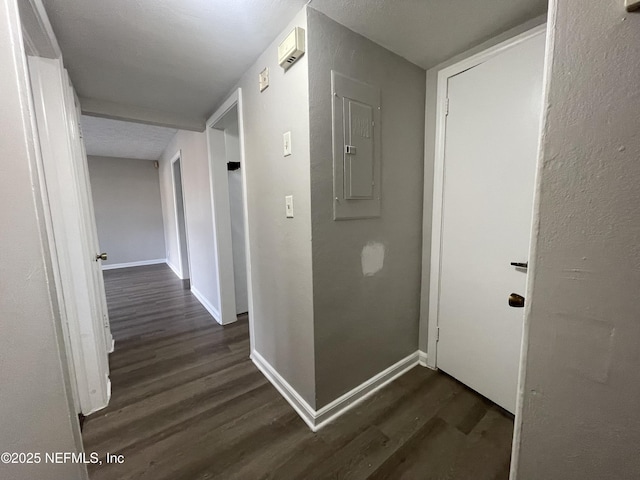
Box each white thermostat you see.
[278,27,305,70]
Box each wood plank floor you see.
[83,264,514,480]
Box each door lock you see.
[508,293,525,308]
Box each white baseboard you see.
[166,260,183,279]
[418,350,428,367]
[251,349,420,432]
[250,350,317,430]
[190,285,222,324]
[101,258,166,270]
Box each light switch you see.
[283,131,292,156]
[285,195,294,218]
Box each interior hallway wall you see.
[219,6,316,406]
[515,0,640,477]
[159,130,221,315]
[88,156,165,266]
[1,0,86,477]
[307,8,426,407]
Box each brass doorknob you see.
[96,253,107,261]
[508,293,525,308]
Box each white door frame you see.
[420,24,547,370]
[205,89,255,342]
[170,150,191,279]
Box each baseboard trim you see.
[190,285,222,324]
[314,351,419,428]
[101,258,166,270]
[166,260,183,279]
[418,350,428,367]
[250,350,317,430]
[251,349,420,432]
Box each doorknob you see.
[96,253,107,261]
[508,293,525,308]
[510,262,528,269]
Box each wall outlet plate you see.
[259,67,269,92]
[283,131,292,156]
[626,0,640,11]
[285,195,294,218]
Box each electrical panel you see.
[332,71,381,220]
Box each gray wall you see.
[514,1,640,478]
[307,8,426,408]
[88,156,165,266]
[159,130,220,304]
[1,0,85,477]
[229,7,316,406]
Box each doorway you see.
[424,26,546,413]
[206,89,252,331]
[171,153,190,281]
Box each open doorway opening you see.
[216,108,249,315]
[207,90,253,332]
[171,153,191,283]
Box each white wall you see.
[1,0,86,477]
[307,8,426,408]
[514,0,640,477]
[88,156,165,266]
[159,130,220,312]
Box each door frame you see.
[420,24,547,370]
[169,150,191,279]
[205,89,255,341]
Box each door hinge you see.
[436,326,440,342]
[445,98,450,116]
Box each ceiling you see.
[81,115,176,160]
[43,0,547,132]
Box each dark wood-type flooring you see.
[83,264,514,480]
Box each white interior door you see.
[67,85,114,354]
[28,56,111,414]
[435,31,545,413]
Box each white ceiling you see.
[310,0,548,69]
[81,115,176,160]
[43,0,547,131]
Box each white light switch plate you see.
[285,195,294,218]
[283,131,292,156]
[627,0,640,11]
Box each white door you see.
[28,56,111,414]
[65,81,114,354]
[435,31,545,413]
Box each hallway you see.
[82,265,514,479]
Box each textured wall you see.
[88,156,165,266]
[228,7,316,406]
[307,8,425,408]
[514,0,640,477]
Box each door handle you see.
[508,293,525,308]
[510,262,528,269]
[96,252,107,261]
